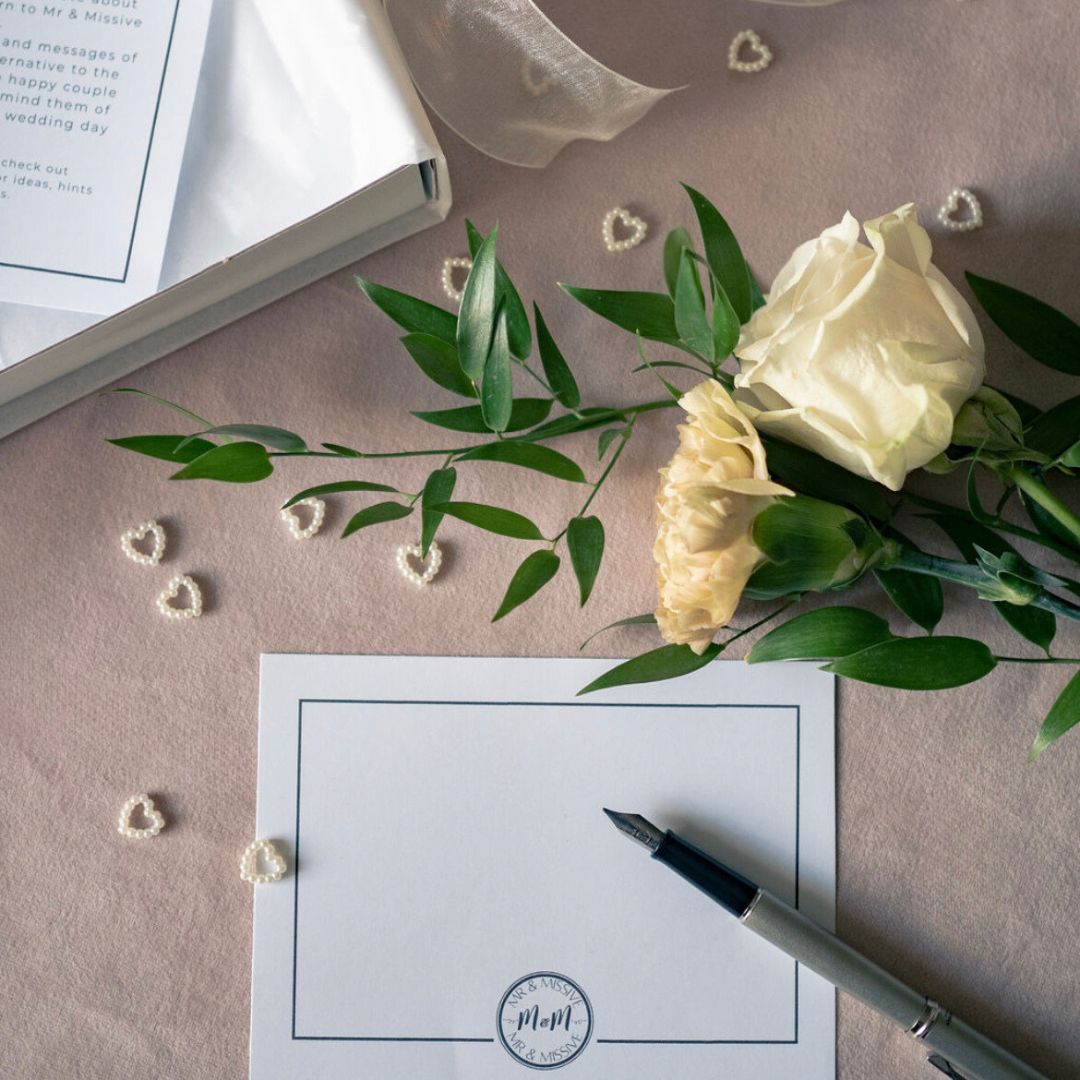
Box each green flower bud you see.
[952,387,1023,451]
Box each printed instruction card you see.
[250,654,836,1079]
[0,0,213,313]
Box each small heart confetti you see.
[240,839,287,884]
[440,257,472,303]
[121,520,165,566]
[280,497,325,540]
[396,540,443,587]
[938,187,983,233]
[157,574,203,620]
[117,794,165,839]
[602,207,648,253]
[728,29,772,74]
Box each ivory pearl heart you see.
[938,187,983,232]
[396,540,442,587]
[121,520,165,566]
[440,257,472,303]
[602,207,647,253]
[280,497,325,540]
[117,794,165,839]
[157,574,203,619]
[728,29,772,74]
[240,839,287,884]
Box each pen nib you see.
[602,808,664,852]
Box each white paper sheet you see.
[251,654,836,1079]
[0,0,213,313]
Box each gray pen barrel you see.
[742,892,1048,1080]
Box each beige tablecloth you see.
[3,1,1079,1076]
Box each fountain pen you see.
[603,810,1048,1080]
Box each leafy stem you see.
[999,464,1080,544]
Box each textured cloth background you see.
[3,1,1079,1077]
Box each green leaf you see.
[1025,395,1080,458]
[749,271,768,312]
[965,272,1080,376]
[995,603,1056,654]
[457,442,586,483]
[711,276,740,359]
[283,480,399,508]
[824,637,997,690]
[567,516,605,605]
[481,307,513,432]
[178,424,305,452]
[874,533,944,633]
[597,427,625,460]
[747,607,894,663]
[662,226,695,299]
[1019,490,1080,556]
[342,501,413,537]
[321,442,363,457]
[762,436,893,522]
[412,397,552,433]
[169,442,273,484]
[492,550,561,621]
[465,220,531,360]
[681,183,753,323]
[578,642,721,695]
[109,387,214,428]
[521,408,613,441]
[420,467,456,557]
[457,225,500,379]
[1029,669,1080,760]
[674,249,713,360]
[432,501,545,540]
[400,333,476,398]
[534,304,581,409]
[106,434,216,464]
[559,285,681,346]
[355,277,457,345]
[579,613,657,651]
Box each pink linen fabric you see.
[2,1,1079,1076]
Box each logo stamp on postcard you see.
[497,971,593,1069]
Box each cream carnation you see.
[654,380,792,654]
[733,204,985,491]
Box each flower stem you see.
[1000,465,1080,544]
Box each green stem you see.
[996,656,1080,665]
[1001,465,1080,544]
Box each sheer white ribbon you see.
[385,0,845,167]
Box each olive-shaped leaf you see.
[480,308,513,433]
[466,220,532,360]
[400,333,476,398]
[492,550,561,622]
[559,285,681,346]
[674,249,712,361]
[283,480,399,508]
[431,502,545,540]
[412,397,552,434]
[662,226,696,299]
[355,277,457,345]
[534,304,581,409]
[457,225,500,380]
[681,183,753,324]
[824,637,997,690]
[1029,669,1080,760]
[420,467,456,557]
[341,501,413,538]
[567,516,605,606]
[107,434,216,463]
[747,607,894,664]
[579,613,657,651]
[456,442,585,483]
[873,564,944,634]
[169,442,273,484]
[178,424,305,452]
[578,642,722,695]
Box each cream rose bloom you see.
[733,204,985,491]
[655,380,792,654]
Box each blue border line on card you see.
[290,699,801,1046]
[0,0,182,284]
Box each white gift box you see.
[0,0,450,437]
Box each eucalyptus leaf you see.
[107,434,216,464]
[965,272,1080,376]
[457,225,500,380]
[355,277,457,345]
[109,387,214,428]
[283,480,399,508]
[465,219,531,359]
[579,613,657,651]
[457,441,586,483]
[1029,669,1080,760]
[481,307,513,432]
[747,607,894,663]
[824,637,997,690]
[169,442,273,484]
[681,184,753,323]
[420,467,456,556]
[432,501,545,540]
[663,226,696,299]
[578,642,721,695]
[534,305,581,409]
[412,397,552,434]
[559,285,681,346]
[711,276,740,359]
[674,249,713,360]
[400,333,476,398]
[492,550,560,621]
[178,424,306,452]
[341,501,413,537]
[1024,395,1080,458]
[567,516,605,605]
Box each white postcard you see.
[250,655,836,1079]
[0,0,213,313]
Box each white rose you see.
[654,380,792,654]
[733,204,985,491]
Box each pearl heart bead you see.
[121,520,165,566]
[157,574,203,619]
[240,839,287,884]
[938,187,983,232]
[441,257,472,304]
[602,207,648,253]
[728,29,772,74]
[118,793,165,839]
[280,497,325,540]
[396,540,442,587]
